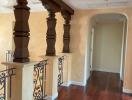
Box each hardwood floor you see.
[57,71,132,100]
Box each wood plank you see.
[58,71,132,100]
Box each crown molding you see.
[63,0,132,10]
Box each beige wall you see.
[0,7,132,92]
[93,22,123,73]
[29,12,64,61]
[0,12,64,66]
[0,12,64,98]
[0,14,14,69]
[70,7,132,90]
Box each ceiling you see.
[0,0,132,13]
[0,0,44,13]
[63,0,132,9]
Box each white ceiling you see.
[0,0,132,13]
[63,0,132,9]
[0,0,44,13]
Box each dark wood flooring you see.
[57,71,132,100]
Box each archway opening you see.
[85,13,127,91]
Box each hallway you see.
[58,71,132,100]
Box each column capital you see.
[61,10,71,19]
[14,0,30,10]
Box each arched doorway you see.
[85,13,127,87]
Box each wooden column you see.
[40,0,60,56]
[62,11,71,53]
[46,10,57,56]
[13,0,30,63]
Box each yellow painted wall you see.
[70,7,132,90]
[0,12,64,98]
[0,7,132,92]
[0,13,14,69]
[0,12,64,67]
[29,12,64,61]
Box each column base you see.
[13,58,30,63]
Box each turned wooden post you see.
[13,0,30,63]
[46,10,57,56]
[40,0,74,55]
[61,11,71,53]
[40,0,61,56]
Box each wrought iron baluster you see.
[0,68,16,100]
[58,56,64,87]
[5,50,14,99]
[4,77,6,100]
[0,77,6,100]
[33,60,47,100]
[44,64,46,99]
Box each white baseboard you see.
[62,81,71,87]
[62,80,86,87]
[46,93,58,100]
[70,81,86,86]
[123,88,132,94]
[52,93,58,100]
[92,67,120,73]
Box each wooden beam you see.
[40,0,74,14]
[53,0,74,15]
[40,0,60,12]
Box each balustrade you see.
[58,56,64,87]
[33,60,48,100]
[0,0,74,99]
[0,68,16,100]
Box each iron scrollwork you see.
[0,68,16,100]
[58,56,64,87]
[33,60,48,100]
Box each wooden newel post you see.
[62,11,71,53]
[46,10,57,56]
[13,0,30,63]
